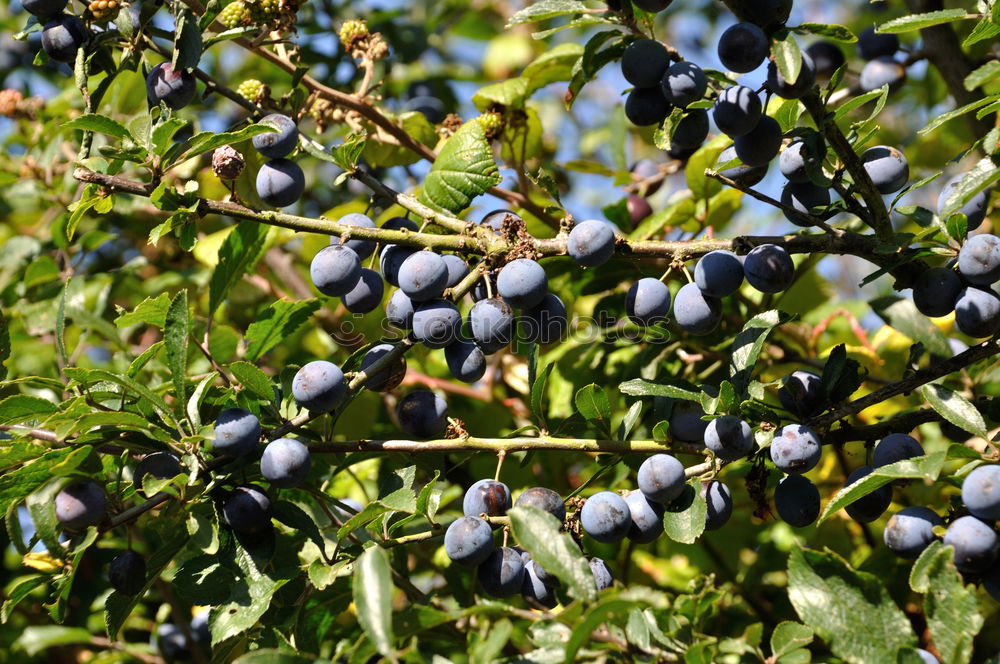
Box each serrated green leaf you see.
[663,483,706,544]
[619,378,703,402]
[794,23,856,42]
[418,120,501,213]
[917,96,997,136]
[919,384,989,440]
[354,546,395,657]
[909,541,983,664]
[62,114,133,141]
[530,363,554,431]
[508,506,595,602]
[228,361,276,403]
[686,142,726,200]
[172,7,203,71]
[787,547,916,663]
[506,0,587,27]
[208,222,269,317]
[0,395,58,425]
[574,383,611,432]
[771,621,813,659]
[729,310,784,397]
[870,296,952,358]
[244,299,321,363]
[965,61,1000,91]
[939,156,1000,220]
[772,31,803,86]
[165,290,189,411]
[875,9,970,34]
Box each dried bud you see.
[0,89,24,118]
[212,145,245,180]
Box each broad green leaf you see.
[965,61,1000,91]
[619,378,703,402]
[228,361,276,403]
[834,87,888,119]
[530,363,554,430]
[165,290,189,411]
[820,343,865,404]
[663,483,706,544]
[909,541,982,664]
[25,480,62,554]
[208,222,269,316]
[172,7,203,71]
[244,299,321,363]
[787,547,916,663]
[562,589,669,663]
[818,452,946,524]
[0,441,47,471]
[963,16,1000,48]
[0,395,58,425]
[729,310,784,396]
[870,296,952,358]
[771,621,814,659]
[945,212,968,243]
[939,156,1000,220]
[772,31,802,87]
[508,506,596,602]
[574,384,611,432]
[172,555,238,605]
[16,626,93,656]
[917,96,996,136]
[208,544,287,645]
[875,9,970,34]
[61,114,132,141]
[919,384,989,440]
[418,120,501,213]
[686,142,726,200]
[473,43,583,111]
[0,448,74,515]
[794,23,856,42]
[1,575,48,622]
[354,546,395,657]
[64,368,179,431]
[507,0,586,27]
[233,651,322,664]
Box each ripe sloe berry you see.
[498,258,548,309]
[806,41,845,81]
[912,267,962,318]
[145,62,196,109]
[480,209,522,231]
[42,15,88,63]
[625,490,665,543]
[444,340,487,383]
[857,26,899,60]
[625,86,672,127]
[778,370,824,418]
[626,277,671,326]
[770,424,822,474]
[292,360,346,413]
[444,516,494,566]
[157,623,190,663]
[704,416,754,461]
[109,550,147,596]
[396,390,448,438]
[342,268,384,313]
[860,145,909,195]
[859,56,906,93]
[744,243,794,293]
[695,250,744,297]
[963,465,1000,520]
[734,116,783,167]
[670,109,710,150]
[335,213,377,259]
[22,0,68,16]
[774,475,821,527]
[261,438,312,488]
[670,401,708,444]
[767,53,816,99]
[958,234,1000,285]
[704,480,733,530]
[590,557,614,591]
[256,159,305,208]
[379,245,417,287]
[673,282,722,335]
[477,547,525,597]
[621,38,670,88]
[412,298,462,348]
[883,506,942,559]
[938,174,989,230]
[717,22,768,73]
[633,0,672,12]
[872,433,923,468]
[56,480,106,530]
[252,113,298,159]
[133,451,182,498]
[713,85,763,138]
[463,479,512,517]
[521,293,568,344]
[780,139,823,183]
[212,407,260,457]
[568,219,616,267]
[385,290,415,328]
[359,343,406,391]
[955,287,1000,338]
[717,145,768,186]
[661,61,707,108]
[781,181,831,225]
[223,485,272,534]
[442,254,469,288]
[515,487,566,522]
[943,515,998,572]
[844,466,891,523]
[399,251,449,301]
[470,297,514,352]
[522,560,557,608]
[580,491,631,543]
[638,453,686,503]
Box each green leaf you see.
[870,295,952,358]
[917,96,997,136]
[686,142,726,200]
[793,23,856,42]
[228,361,276,403]
[0,395,58,425]
[208,222,269,317]
[818,452,946,525]
[233,651,322,664]
[772,31,803,86]
[508,505,595,601]
[16,626,94,656]
[919,384,989,440]
[945,212,968,243]
[0,448,74,515]
[729,310,784,397]
[787,546,916,663]
[939,156,1000,220]
[64,368,180,431]
[619,378,703,402]
[25,480,62,554]
[965,61,1000,91]
[0,310,9,381]
[530,363,553,431]
[909,541,983,664]
[662,483,706,544]
[115,294,172,329]
[507,0,586,27]
[354,546,395,657]
[820,344,865,404]
[172,124,278,166]
[875,9,971,34]
[574,383,611,433]
[61,114,133,141]
[165,290,189,411]
[418,120,501,213]
[770,621,814,659]
[963,16,1000,48]
[834,86,889,119]
[172,7,203,71]
[1,575,48,622]
[244,299,321,363]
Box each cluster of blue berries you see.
[252,113,306,207]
